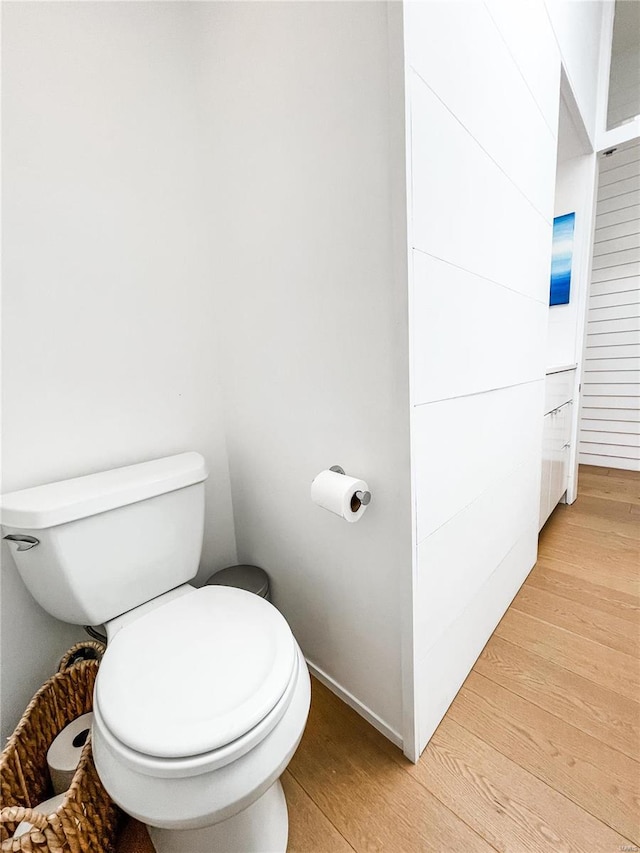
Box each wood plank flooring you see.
[118,465,639,852]
[286,465,640,852]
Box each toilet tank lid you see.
[0,452,208,530]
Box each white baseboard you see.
[304,658,403,751]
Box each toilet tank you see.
[0,453,208,626]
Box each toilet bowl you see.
[92,584,310,849]
[0,453,311,852]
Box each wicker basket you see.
[57,642,105,674]
[0,659,122,852]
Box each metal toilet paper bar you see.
[329,466,371,505]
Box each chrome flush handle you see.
[3,534,40,551]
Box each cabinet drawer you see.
[539,413,552,528]
[549,443,570,511]
[544,369,575,414]
[549,401,572,451]
[560,400,572,448]
[539,411,554,529]
[539,402,572,530]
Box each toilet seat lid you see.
[95,586,297,758]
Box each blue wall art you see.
[550,212,575,306]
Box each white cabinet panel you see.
[411,251,546,405]
[539,456,552,523]
[416,459,539,660]
[549,445,569,509]
[409,72,552,304]
[404,0,557,219]
[539,411,553,526]
[413,381,544,543]
[544,368,575,413]
[483,0,561,135]
[416,525,537,750]
[539,399,572,529]
[549,402,571,509]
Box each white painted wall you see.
[192,2,412,743]
[607,0,640,130]
[579,139,640,470]
[545,0,607,145]
[546,93,597,369]
[1,3,237,741]
[548,125,597,370]
[595,2,640,153]
[404,0,560,753]
[547,88,599,504]
[1,0,612,762]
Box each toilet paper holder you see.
[329,466,371,506]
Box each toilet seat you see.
[93,646,302,779]
[95,586,297,761]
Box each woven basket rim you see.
[1,660,97,760]
[0,731,93,827]
[0,656,122,852]
[58,641,106,673]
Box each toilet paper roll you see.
[47,712,93,795]
[311,470,370,523]
[13,792,66,838]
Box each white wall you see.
[192,2,413,743]
[579,138,640,470]
[606,0,640,131]
[545,0,606,145]
[548,101,597,371]
[595,1,640,154]
[1,0,613,761]
[547,87,599,503]
[1,2,237,741]
[403,0,560,754]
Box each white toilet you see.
[1,452,311,853]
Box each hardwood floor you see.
[118,465,640,852]
[287,465,640,852]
